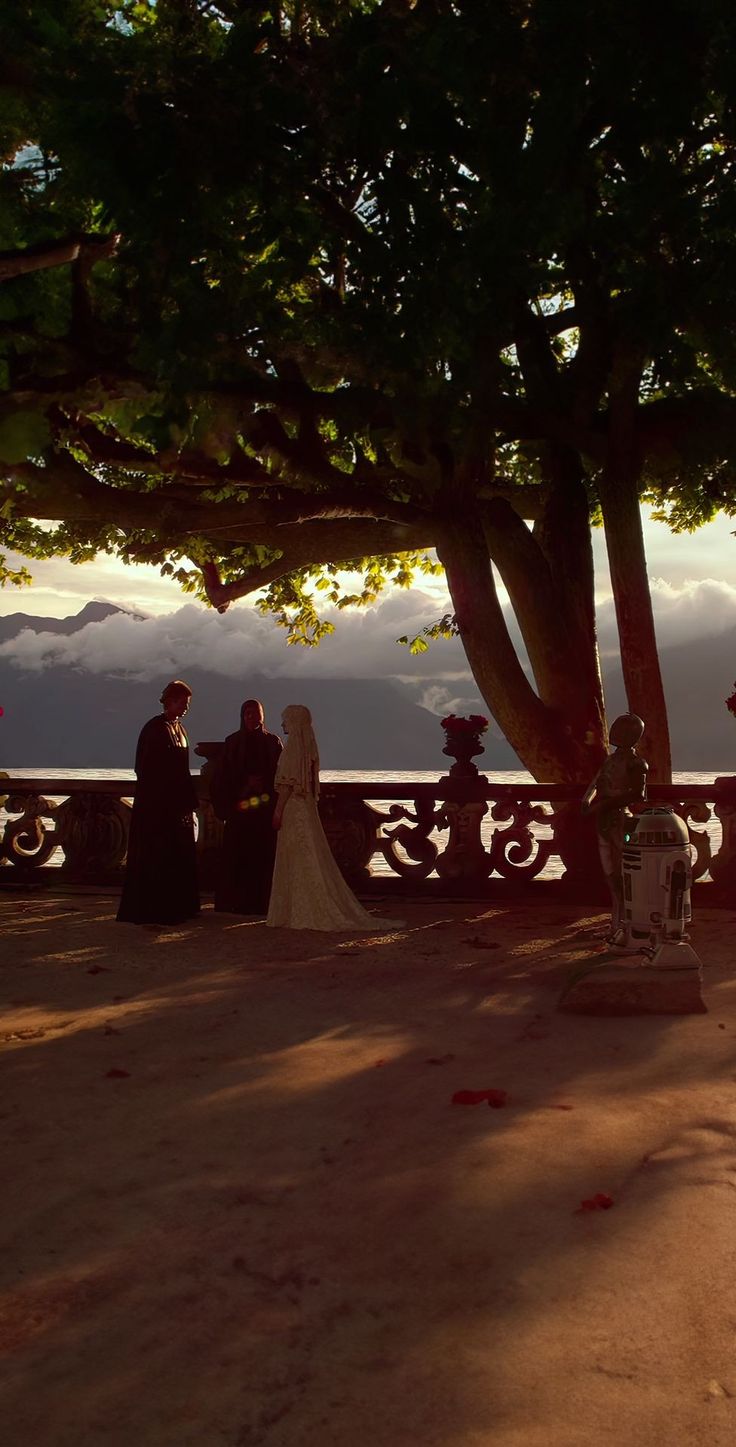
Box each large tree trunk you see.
[533,449,605,748]
[598,469,672,781]
[436,506,605,784]
[481,451,607,783]
[599,367,672,782]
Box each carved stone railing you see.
[2,773,736,904]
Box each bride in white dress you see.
[266,704,399,932]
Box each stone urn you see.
[440,715,488,780]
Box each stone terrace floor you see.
[1,891,736,1447]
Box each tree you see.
[2,0,736,782]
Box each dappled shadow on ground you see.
[2,894,736,1447]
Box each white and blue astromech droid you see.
[621,807,701,969]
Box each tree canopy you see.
[2,0,736,781]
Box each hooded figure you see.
[274,702,321,802]
[267,704,399,933]
[210,699,283,914]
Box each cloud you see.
[595,577,736,658]
[650,577,736,639]
[0,590,471,690]
[3,575,736,711]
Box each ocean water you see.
[1,768,725,881]
[3,767,725,786]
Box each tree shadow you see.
[2,894,735,1445]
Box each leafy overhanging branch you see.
[3,0,736,782]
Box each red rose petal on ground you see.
[105,1068,130,1079]
[452,1088,508,1107]
[576,1192,614,1213]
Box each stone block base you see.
[559,953,706,1016]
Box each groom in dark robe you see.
[210,699,283,914]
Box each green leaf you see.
[0,411,51,464]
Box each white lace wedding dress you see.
[266,790,396,932]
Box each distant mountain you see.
[0,601,733,773]
[0,600,143,644]
[0,664,518,772]
[0,603,519,769]
[603,628,736,773]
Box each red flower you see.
[441,713,489,735]
[726,687,736,718]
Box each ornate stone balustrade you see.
[2,772,735,904]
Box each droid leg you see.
[643,939,703,970]
[605,893,639,950]
[600,837,639,952]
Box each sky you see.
[1,508,733,622]
[0,508,735,717]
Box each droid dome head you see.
[627,806,690,849]
[609,713,645,748]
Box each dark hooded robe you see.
[117,715,200,924]
[210,715,283,914]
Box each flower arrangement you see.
[726,686,736,719]
[440,713,489,734]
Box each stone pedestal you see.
[436,718,491,884]
[436,795,490,884]
[559,953,706,1015]
[712,776,736,901]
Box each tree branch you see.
[1,452,429,535]
[544,307,579,337]
[636,389,736,470]
[476,485,546,521]
[75,422,274,489]
[199,518,433,611]
[0,233,120,284]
